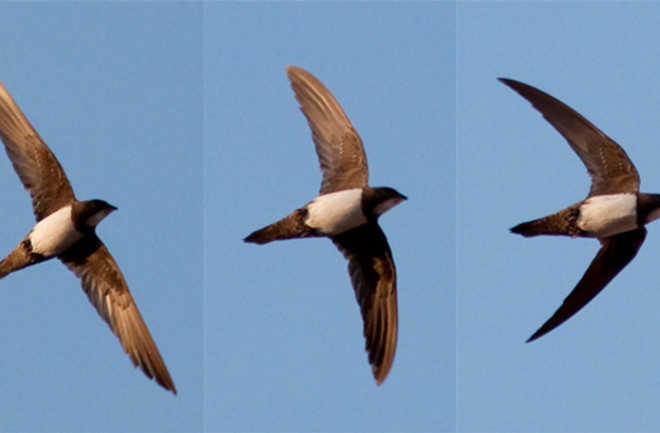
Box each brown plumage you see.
[0,81,176,394]
[0,84,75,221]
[500,78,639,196]
[58,237,176,393]
[244,209,319,244]
[0,239,43,278]
[510,205,587,238]
[502,78,657,342]
[287,66,369,195]
[527,228,646,342]
[332,225,398,384]
[245,66,404,384]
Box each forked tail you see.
[0,240,42,279]
[510,207,584,238]
[244,209,319,244]
[510,218,554,237]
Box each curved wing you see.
[58,235,176,394]
[500,78,639,196]
[332,224,398,384]
[0,83,75,220]
[287,66,369,194]
[527,228,646,342]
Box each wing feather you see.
[527,228,646,342]
[332,224,397,384]
[500,78,640,196]
[287,66,369,194]
[0,83,75,220]
[58,236,176,394]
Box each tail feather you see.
[0,239,43,279]
[510,206,585,238]
[510,219,552,237]
[244,209,319,245]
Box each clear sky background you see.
[205,3,455,432]
[8,1,660,433]
[0,3,202,432]
[458,3,660,432]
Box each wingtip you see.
[140,362,177,395]
[285,65,304,77]
[160,380,177,395]
[371,356,394,385]
[161,376,177,395]
[526,325,549,343]
[373,369,388,386]
[498,77,523,89]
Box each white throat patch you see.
[374,196,404,217]
[86,208,114,228]
[29,205,82,257]
[577,193,638,238]
[305,188,367,236]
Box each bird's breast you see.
[305,189,367,236]
[577,193,638,238]
[28,205,83,257]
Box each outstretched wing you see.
[58,235,176,394]
[0,83,75,220]
[500,78,640,196]
[527,228,646,342]
[287,66,369,194]
[332,224,398,384]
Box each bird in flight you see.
[0,82,176,394]
[245,66,406,384]
[501,78,660,343]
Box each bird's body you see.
[0,81,175,394]
[512,192,658,240]
[245,66,405,384]
[27,204,82,256]
[502,78,660,342]
[306,188,367,235]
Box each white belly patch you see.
[577,193,638,238]
[305,189,367,236]
[29,206,82,257]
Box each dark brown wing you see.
[332,224,397,384]
[0,83,76,221]
[527,228,646,342]
[287,66,369,194]
[58,235,176,394]
[500,78,640,196]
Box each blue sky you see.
[6,1,660,433]
[205,3,455,432]
[458,3,660,431]
[0,2,455,432]
[0,3,201,432]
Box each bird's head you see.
[367,187,407,218]
[76,199,118,228]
